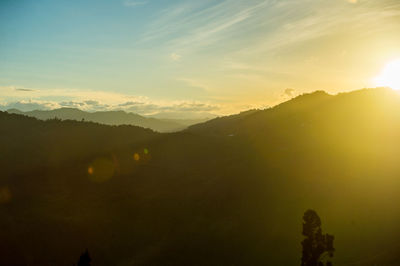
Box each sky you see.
[1,0,400,117]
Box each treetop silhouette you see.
[77,249,91,266]
[301,209,334,266]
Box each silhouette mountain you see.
[1,88,400,265]
[6,108,208,132]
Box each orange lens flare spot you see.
[87,158,115,183]
[0,187,11,204]
[88,167,94,175]
[133,153,140,161]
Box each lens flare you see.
[87,158,115,183]
[0,187,11,204]
[88,167,94,175]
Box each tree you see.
[301,209,334,266]
[77,249,91,266]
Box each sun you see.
[374,58,400,90]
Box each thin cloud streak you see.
[236,0,400,56]
[123,0,147,7]
[139,0,400,58]
[176,78,212,92]
[141,0,272,51]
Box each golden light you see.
[374,58,400,90]
[133,153,140,161]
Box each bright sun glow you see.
[374,59,400,90]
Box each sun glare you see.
[374,59,400,90]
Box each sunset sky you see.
[1,0,400,117]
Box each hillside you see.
[1,88,400,265]
[6,108,200,132]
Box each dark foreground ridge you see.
[1,88,400,265]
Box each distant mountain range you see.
[6,108,212,132]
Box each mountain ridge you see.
[1,87,400,265]
[5,107,210,132]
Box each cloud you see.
[123,0,147,7]
[239,0,400,56]
[60,101,85,107]
[1,100,58,112]
[177,78,211,91]
[84,100,99,105]
[170,53,182,61]
[0,85,221,116]
[117,100,220,115]
[283,88,295,97]
[140,0,400,67]
[142,1,271,52]
[58,100,110,110]
[14,87,36,92]
[118,101,145,107]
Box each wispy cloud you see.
[170,53,182,61]
[283,88,296,98]
[141,0,272,52]
[237,0,400,55]
[2,100,59,112]
[14,87,36,92]
[176,78,212,91]
[139,0,400,62]
[119,101,220,115]
[123,0,147,7]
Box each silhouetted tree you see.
[301,210,334,266]
[77,249,91,266]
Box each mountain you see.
[0,112,159,174]
[158,117,213,127]
[147,111,218,120]
[5,108,200,132]
[1,88,400,265]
